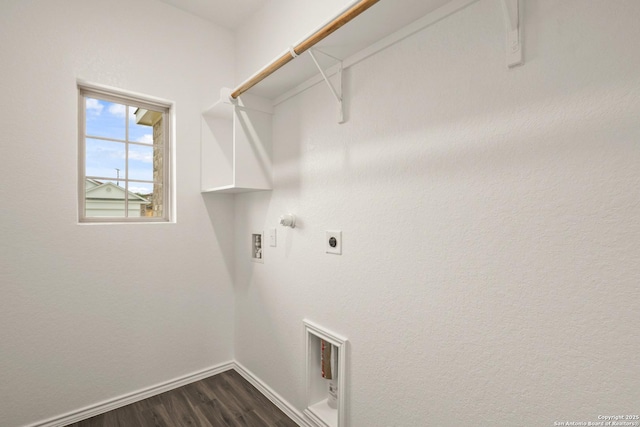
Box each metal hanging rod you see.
[230,0,380,99]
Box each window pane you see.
[129,108,161,144]
[84,179,126,218]
[85,98,126,140]
[130,182,163,218]
[126,182,152,218]
[85,138,125,180]
[128,145,154,181]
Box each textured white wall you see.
[234,0,349,84]
[234,0,640,425]
[0,1,236,426]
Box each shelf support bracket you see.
[501,0,523,68]
[308,49,344,124]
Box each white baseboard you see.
[232,361,313,427]
[25,360,311,427]
[25,361,235,427]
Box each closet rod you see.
[230,0,379,99]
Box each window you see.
[78,84,172,222]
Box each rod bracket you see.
[501,0,523,68]
[308,49,345,124]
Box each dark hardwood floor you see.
[65,370,298,427]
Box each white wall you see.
[234,0,640,425]
[0,1,236,426]
[234,0,348,83]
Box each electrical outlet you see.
[326,230,342,255]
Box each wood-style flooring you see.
[65,370,298,427]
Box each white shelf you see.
[200,93,273,194]
[202,0,485,193]
[201,185,270,194]
[236,0,478,102]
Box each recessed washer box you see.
[251,232,264,263]
[303,319,348,427]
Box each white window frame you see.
[78,83,173,223]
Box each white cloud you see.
[86,98,103,115]
[129,149,153,163]
[108,103,126,117]
[136,134,153,144]
[129,186,153,194]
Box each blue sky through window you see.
[85,98,156,194]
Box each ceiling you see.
[156,0,269,29]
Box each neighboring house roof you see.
[85,179,149,203]
[85,178,102,190]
